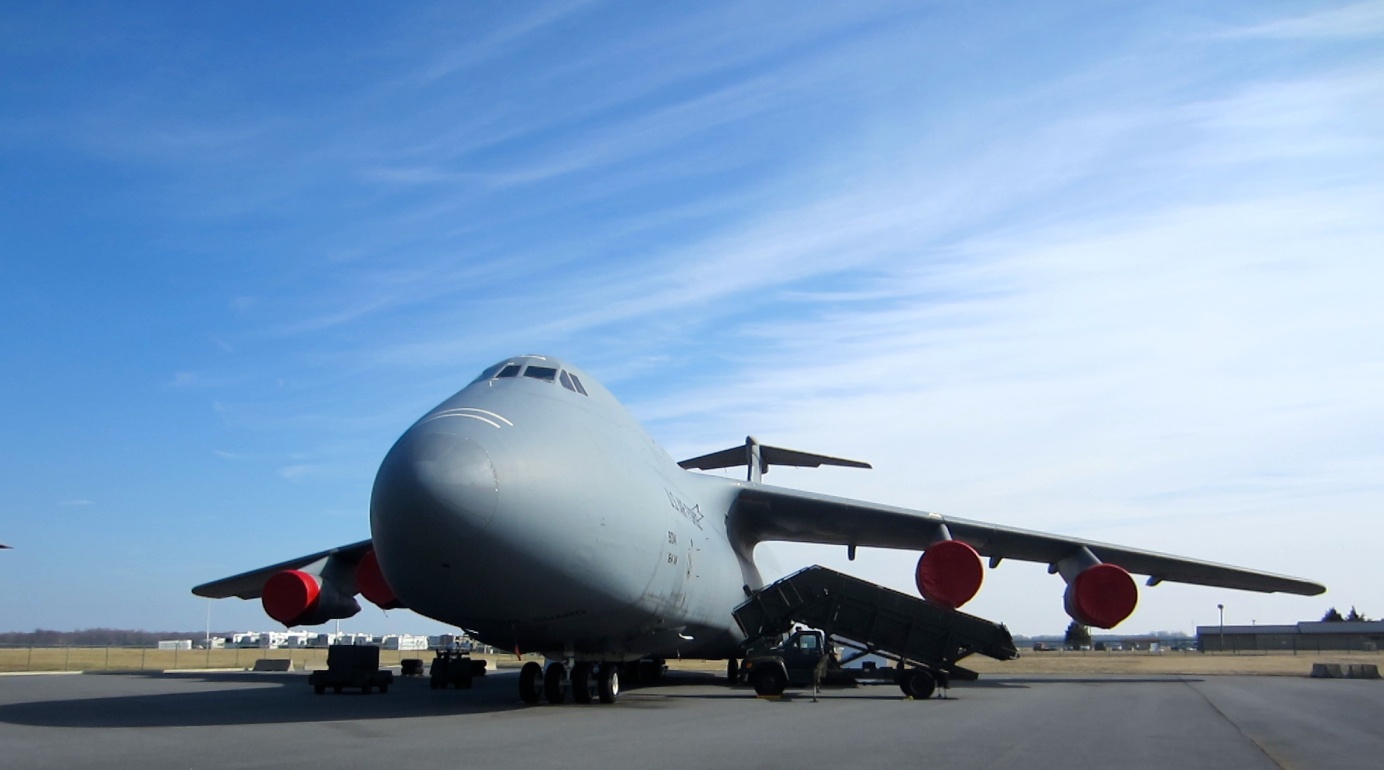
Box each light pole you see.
[1218,603,1225,653]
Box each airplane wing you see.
[192,539,373,600]
[732,484,1324,595]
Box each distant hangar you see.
[1198,620,1384,653]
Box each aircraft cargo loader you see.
[733,565,1019,699]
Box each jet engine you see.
[261,569,361,627]
[1056,547,1137,629]
[914,530,984,610]
[355,548,403,610]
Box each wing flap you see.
[734,486,1325,596]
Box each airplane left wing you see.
[732,484,1325,595]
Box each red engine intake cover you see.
[1067,563,1138,629]
[356,549,402,610]
[914,539,984,610]
[261,569,321,627]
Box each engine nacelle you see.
[914,537,984,610]
[1057,550,1138,629]
[355,548,403,610]
[261,569,361,627]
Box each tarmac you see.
[0,668,1380,769]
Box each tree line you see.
[1320,607,1371,623]
[0,628,227,647]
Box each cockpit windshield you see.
[474,359,588,396]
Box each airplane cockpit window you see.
[523,366,558,382]
[496,364,521,378]
[569,373,589,396]
[471,363,504,384]
[559,370,577,392]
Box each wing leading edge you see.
[732,485,1324,596]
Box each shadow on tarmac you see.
[0,670,746,728]
[0,669,1195,728]
[0,671,532,728]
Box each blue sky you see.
[2,1,1381,637]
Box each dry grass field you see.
[2,647,1378,678]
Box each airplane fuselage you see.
[369,356,758,659]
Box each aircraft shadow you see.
[0,671,531,728]
[0,669,765,728]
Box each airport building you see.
[1197,621,1384,652]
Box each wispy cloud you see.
[1223,2,1384,39]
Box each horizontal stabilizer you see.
[680,436,870,482]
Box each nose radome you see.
[381,421,500,532]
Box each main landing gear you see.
[520,660,620,705]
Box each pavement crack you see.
[1182,677,1293,770]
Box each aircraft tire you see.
[544,662,567,704]
[752,666,787,696]
[901,669,936,700]
[597,664,620,704]
[519,661,543,704]
[726,658,739,685]
[571,663,594,704]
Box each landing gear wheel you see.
[519,661,543,704]
[378,683,389,694]
[751,666,787,696]
[314,684,325,695]
[597,663,620,703]
[900,668,936,700]
[726,658,739,685]
[457,670,474,690]
[544,662,567,704]
[571,663,595,704]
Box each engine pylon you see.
[1054,547,1138,629]
[356,548,403,610]
[914,526,984,610]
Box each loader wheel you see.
[752,666,787,696]
[726,658,739,685]
[901,669,936,700]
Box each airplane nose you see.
[372,420,500,534]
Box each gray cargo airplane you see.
[195,354,1324,704]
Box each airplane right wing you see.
[192,539,373,600]
[732,484,1325,596]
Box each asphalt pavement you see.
[0,669,1379,769]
